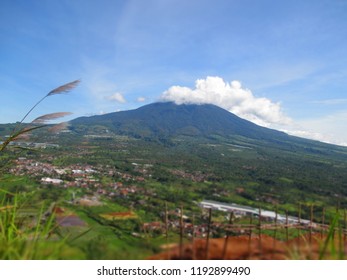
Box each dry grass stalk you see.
[258,207,262,253]
[321,207,325,238]
[47,80,80,96]
[13,80,80,133]
[48,122,69,133]
[179,205,184,259]
[272,205,278,258]
[344,210,347,250]
[205,208,212,260]
[285,210,289,241]
[222,212,233,259]
[248,215,253,252]
[0,125,45,151]
[32,112,72,124]
[192,214,196,260]
[1,80,79,153]
[298,203,301,237]
[164,202,170,260]
[13,130,32,141]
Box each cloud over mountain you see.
[137,97,146,102]
[161,76,292,128]
[106,92,126,103]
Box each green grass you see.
[0,189,64,259]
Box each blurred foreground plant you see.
[0,189,63,259]
[0,80,80,259]
[0,80,80,152]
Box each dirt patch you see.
[53,206,65,215]
[56,215,87,227]
[100,211,137,220]
[149,234,346,260]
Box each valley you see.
[1,102,347,259]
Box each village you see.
[10,156,148,204]
[8,155,323,241]
[8,156,236,238]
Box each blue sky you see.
[1,0,347,145]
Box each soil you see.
[149,234,346,260]
[106,212,135,217]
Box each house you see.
[41,177,63,185]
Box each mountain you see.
[67,102,347,208]
[69,102,347,156]
[71,102,287,139]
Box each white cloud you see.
[161,76,292,127]
[106,92,126,103]
[281,128,331,144]
[137,97,146,102]
[293,111,347,146]
[159,76,347,146]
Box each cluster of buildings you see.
[10,157,152,202]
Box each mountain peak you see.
[70,101,288,141]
